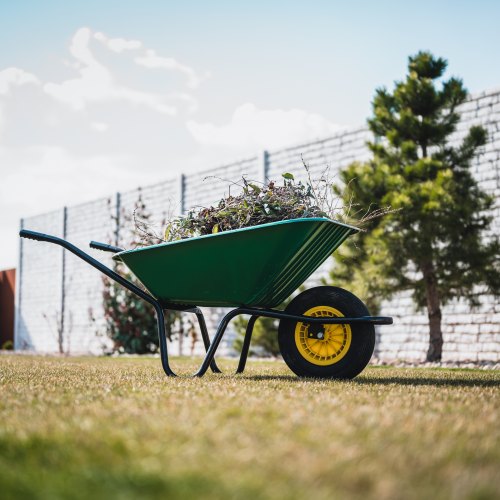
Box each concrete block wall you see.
[266,126,371,182]
[64,197,117,354]
[119,177,181,232]
[15,87,500,361]
[15,210,64,352]
[183,156,260,213]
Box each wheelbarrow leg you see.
[236,315,259,374]
[194,308,242,377]
[154,304,177,377]
[195,310,222,373]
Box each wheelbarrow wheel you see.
[278,286,375,379]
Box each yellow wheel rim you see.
[295,306,352,366]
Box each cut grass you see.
[0,355,499,500]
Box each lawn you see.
[0,355,499,500]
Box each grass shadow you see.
[236,374,314,383]
[355,376,499,388]
[236,374,499,388]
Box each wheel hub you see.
[295,306,352,366]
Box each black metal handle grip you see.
[19,229,57,243]
[89,241,124,254]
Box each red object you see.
[0,269,16,347]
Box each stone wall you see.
[15,87,500,362]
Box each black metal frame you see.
[20,229,393,378]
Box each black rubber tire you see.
[278,286,375,379]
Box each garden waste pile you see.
[161,171,345,242]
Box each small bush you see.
[1,340,13,350]
[99,193,185,355]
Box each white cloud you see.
[0,145,139,211]
[0,27,208,268]
[0,67,40,94]
[0,144,143,267]
[90,121,109,132]
[0,69,39,141]
[135,49,207,89]
[94,31,142,53]
[187,103,343,152]
[43,27,183,115]
[168,92,198,114]
[69,27,98,68]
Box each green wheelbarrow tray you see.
[19,218,392,379]
[112,217,359,308]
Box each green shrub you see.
[100,192,183,354]
[1,340,13,350]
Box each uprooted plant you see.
[164,173,331,241]
[131,162,394,248]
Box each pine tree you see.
[333,51,500,361]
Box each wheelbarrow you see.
[20,217,392,379]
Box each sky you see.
[1,0,499,269]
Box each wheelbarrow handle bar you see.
[19,229,153,305]
[89,241,125,254]
[19,229,61,245]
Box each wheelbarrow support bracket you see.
[193,307,393,377]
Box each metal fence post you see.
[115,192,121,246]
[179,174,186,215]
[259,150,269,185]
[14,218,24,350]
[60,206,67,351]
